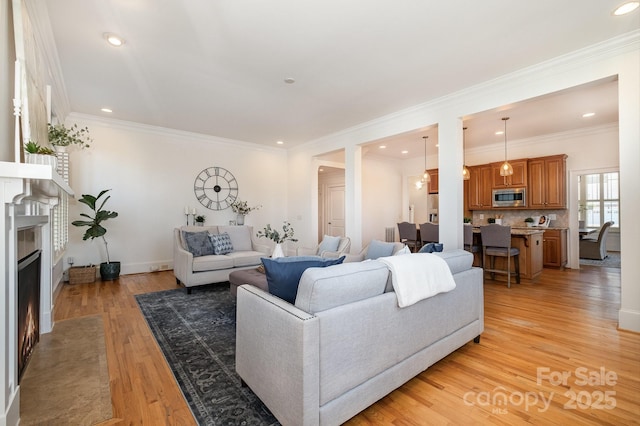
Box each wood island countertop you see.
[472,227,544,236]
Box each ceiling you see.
[43,1,637,155]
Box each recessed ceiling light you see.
[104,33,125,47]
[319,168,324,172]
[284,78,295,84]
[379,145,386,149]
[276,140,284,145]
[495,131,504,135]
[613,1,639,15]
[101,108,113,113]
[582,112,596,118]
[401,150,409,154]
[435,143,440,147]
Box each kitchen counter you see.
[473,227,544,236]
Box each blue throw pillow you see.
[418,243,443,253]
[262,256,346,304]
[210,232,234,255]
[365,240,396,260]
[182,231,215,257]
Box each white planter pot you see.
[25,153,57,170]
[272,243,284,259]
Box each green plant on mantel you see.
[195,215,206,224]
[24,140,56,155]
[48,123,92,148]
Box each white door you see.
[327,185,345,237]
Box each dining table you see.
[578,228,597,239]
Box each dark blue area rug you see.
[135,283,279,425]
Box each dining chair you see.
[397,222,420,252]
[419,223,439,246]
[463,224,482,267]
[480,224,520,288]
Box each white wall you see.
[1,0,15,161]
[64,115,288,275]
[361,154,404,247]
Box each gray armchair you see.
[296,235,351,258]
[579,221,613,260]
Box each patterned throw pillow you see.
[182,231,215,257]
[210,232,234,255]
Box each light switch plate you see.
[479,214,484,219]
[549,214,557,220]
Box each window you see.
[578,172,619,229]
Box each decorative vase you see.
[236,214,245,225]
[272,243,284,259]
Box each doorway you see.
[318,166,346,242]
[576,170,621,267]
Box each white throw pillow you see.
[394,245,411,256]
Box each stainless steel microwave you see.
[492,187,526,207]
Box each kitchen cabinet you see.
[543,229,567,268]
[468,164,493,209]
[528,155,567,209]
[492,159,528,188]
[427,169,438,194]
[512,232,544,280]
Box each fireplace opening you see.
[18,249,41,382]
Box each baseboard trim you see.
[618,308,640,333]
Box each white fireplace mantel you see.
[1,160,74,426]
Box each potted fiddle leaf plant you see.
[72,189,120,280]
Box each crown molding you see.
[68,113,287,155]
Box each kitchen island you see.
[472,227,544,281]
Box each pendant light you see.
[421,136,430,184]
[499,117,513,177]
[462,126,470,180]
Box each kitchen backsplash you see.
[470,210,569,228]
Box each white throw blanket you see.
[379,253,456,308]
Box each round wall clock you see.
[193,167,239,210]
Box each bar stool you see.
[480,224,520,288]
[463,224,482,267]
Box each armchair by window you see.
[579,221,613,260]
[296,235,351,258]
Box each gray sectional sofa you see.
[235,249,484,426]
[173,225,270,292]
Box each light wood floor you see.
[51,265,639,425]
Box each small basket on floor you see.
[68,266,97,284]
